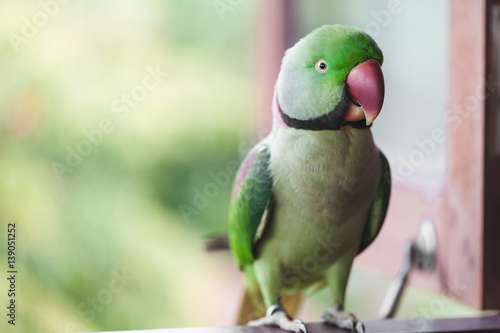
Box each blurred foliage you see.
[0,1,255,332]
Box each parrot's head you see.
[276,24,384,130]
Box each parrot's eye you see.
[315,59,329,74]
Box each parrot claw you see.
[247,305,307,333]
[322,304,364,333]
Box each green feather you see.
[228,143,273,269]
[358,150,391,253]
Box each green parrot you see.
[228,25,391,333]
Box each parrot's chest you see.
[266,127,381,283]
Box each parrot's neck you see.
[269,125,376,166]
[271,85,370,131]
[268,124,380,205]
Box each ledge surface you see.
[100,314,500,333]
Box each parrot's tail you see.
[236,284,266,325]
[236,280,303,325]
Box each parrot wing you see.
[357,150,391,254]
[228,141,273,269]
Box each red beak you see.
[344,59,385,125]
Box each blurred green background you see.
[0,1,253,332]
[0,1,477,333]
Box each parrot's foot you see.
[322,304,364,333]
[248,304,307,333]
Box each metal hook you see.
[378,219,437,319]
